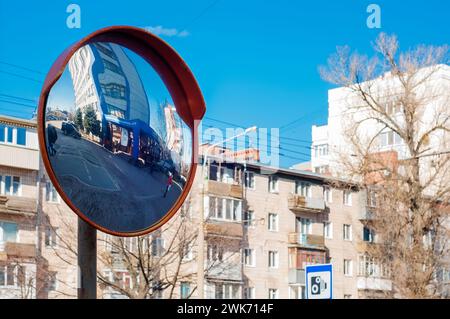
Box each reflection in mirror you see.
[45,42,192,233]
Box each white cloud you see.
[144,25,190,38]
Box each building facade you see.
[0,115,78,299]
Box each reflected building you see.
[164,103,184,175]
[68,42,165,164]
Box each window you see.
[215,283,240,299]
[358,255,389,278]
[289,286,305,299]
[180,282,191,299]
[268,288,279,299]
[102,83,126,100]
[380,130,402,147]
[343,224,352,241]
[344,259,353,276]
[45,226,57,247]
[0,125,5,142]
[46,182,59,202]
[363,227,376,243]
[1,176,21,196]
[243,248,255,267]
[103,60,123,75]
[16,128,26,146]
[7,127,13,143]
[384,100,401,115]
[151,237,165,257]
[104,235,120,254]
[297,217,312,234]
[323,186,332,203]
[209,165,238,184]
[268,251,279,268]
[0,221,18,244]
[208,196,242,222]
[268,176,278,193]
[47,271,57,291]
[120,238,136,254]
[243,211,255,227]
[243,287,255,299]
[0,265,17,287]
[12,177,20,196]
[182,243,193,261]
[244,172,255,189]
[207,244,223,262]
[295,181,311,197]
[315,165,329,174]
[268,213,278,231]
[314,144,329,158]
[324,222,333,239]
[94,43,117,60]
[343,190,352,206]
[368,190,377,207]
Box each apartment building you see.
[0,115,39,298]
[310,64,450,176]
[0,115,78,299]
[191,154,386,299]
[97,153,388,300]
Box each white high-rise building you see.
[310,64,450,177]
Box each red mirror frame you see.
[37,26,206,237]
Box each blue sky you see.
[0,0,449,167]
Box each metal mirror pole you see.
[78,218,97,299]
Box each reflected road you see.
[49,128,183,232]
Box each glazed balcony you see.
[0,143,39,171]
[288,268,305,285]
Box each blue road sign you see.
[305,264,333,299]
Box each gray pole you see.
[78,218,97,299]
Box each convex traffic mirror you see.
[38,27,205,236]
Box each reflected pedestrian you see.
[47,124,58,156]
[163,172,173,198]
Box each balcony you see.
[360,206,376,221]
[288,233,325,249]
[207,180,243,199]
[205,221,243,238]
[288,194,325,213]
[0,143,39,171]
[288,269,305,285]
[2,242,36,259]
[206,260,242,282]
[357,277,392,291]
[0,196,37,216]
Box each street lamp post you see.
[197,126,257,298]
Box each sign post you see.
[305,264,333,299]
[78,218,97,299]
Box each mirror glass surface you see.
[45,42,192,233]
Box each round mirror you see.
[38,28,205,236]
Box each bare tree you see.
[319,33,450,298]
[96,198,199,299]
